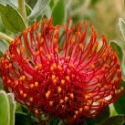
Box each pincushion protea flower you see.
[0,18,123,123]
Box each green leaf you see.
[29,0,51,19]
[101,115,125,125]
[0,4,26,32]
[15,112,33,125]
[85,118,95,125]
[49,0,55,9]
[26,4,32,16]
[94,107,110,124]
[110,41,123,62]
[7,93,16,125]
[90,0,100,5]
[52,0,66,25]
[85,107,110,125]
[75,121,88,125]
[16,103,23,112]
[46,117,60,125]
[0,90,10,125]
[0,78,4,89]
[114,80,125,114]
[118,18,125,41]
[25,0,37,8]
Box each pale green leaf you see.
[29,0,51,19]
[7,93,16,125]
[0,40,9,54]
[0,91,10,125]
[0,0,18,7]
[118,18,125,41]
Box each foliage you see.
[0,91,16,125]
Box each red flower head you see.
[0,18,123,123]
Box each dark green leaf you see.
[0,91,10,125]
[118,18,125,40]
[114,80,125,114]
[0,4,26,32]
[15,112,33,125]
[110,41,123,62]
[46,117,60,125]
[52,0,66,25]
[0,78,4,89]
[94,107,110,124]
[75,121,88,125]
[85,107,110,125]
[102,115,125,125]
[0,51,3,57]
[85,118,95,125]
[29,0,51,19]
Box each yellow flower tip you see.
[30,84,34,89]
[49,101,53,106]
[46,54,51,60]
[20,90,23,95]
[60,99,64,104]
[61,79,65,85]
[34,109,39,114]
[51,74,56,80]
[64,96,68,102]
[84,105,90,111]
[75,110,79,115]
[34,82,38,87]
[45,90,51,99]
[91,64,95,69]
[29,97,33,102]
[23,93,27,98]
[65,76,70,81]
[57,86,62,93]
[70,93,74,99]
[57,65,62,70]
[50,63,57,71]
[79,108,83,113]
[53,38,58,44]
[19,75,26,81]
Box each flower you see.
[0,18,123,123]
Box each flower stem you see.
[0,32,13,42]
[18,0,27,25]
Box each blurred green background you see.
[26,0,124,40]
